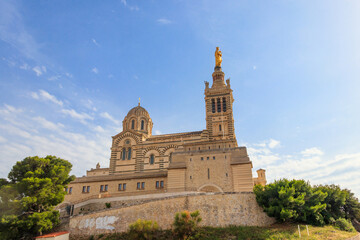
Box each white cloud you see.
[91,67,99,74]
[65,72,73,78]
[268,139,280,149]
[154,130,162,135]
[248,140,360,198]
[301,147,323,156]
[100,112,120,125]
[157,18,172,25]
[31,92,39,99]
[94,125,105,133]
[92,38,100,46]
[1,104,22,114]
[61,109,93,123]
[0,136,7,143]
[0,109,111,179]
[253,65,257,70]
[33,117,64,131]
[48,75,60,81]
[20,63,30,70]
[129,6,139,11]
[32,66,46,76]
[2,57,16,67]
[0,1,42,60]
[120,0,139,11]
[31,90,63,106]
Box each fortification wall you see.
[69,192,275,236]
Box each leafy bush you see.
[173,210,202,240]
[254,179,327,225]
[105,202,111,208]
[128,219,159,240]
[254,179,360,227]
[335,218,355,232]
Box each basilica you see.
[64,48,266,204]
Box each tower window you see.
[211,99,215,113]
[208,168,210,179]
[169,152,173,163]
[150,154,155,164]
[223,97,227,112]
[141,120,144,130]
[131,119,135,129]
[127,148,132,160]
[122,148,126,160]
[219,124,222,131]
[217,98,221,112]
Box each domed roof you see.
[126,105,150,119]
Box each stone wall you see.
[69,192,275,236]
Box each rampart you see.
[69,192,275,236]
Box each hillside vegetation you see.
[72,224,358,240]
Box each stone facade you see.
[69,192,275,235]
[63,54,267,205]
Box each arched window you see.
[217,98,221,112]
[169,152,173,163]
[219,124,222,131]
[131,120,135,129]
[149,154,155,165]
[141,120,144,130]
[211,99,215,113]
[122,148,126,160]
[222,97,226,112]
[127,148,132,160]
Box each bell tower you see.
[204,47,235,140]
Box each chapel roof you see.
[126,105,150,119]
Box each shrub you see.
[105,202,111,208]
[173,210,202,240]
[335,218,355,232]
[254,179,327,225]
[128,219,159,240]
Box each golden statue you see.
[215,47,222,67]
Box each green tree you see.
[314,184,347,224]
[254,179,327,225]
[343,189,360,222]
[173,210,202,240]
[0,156,75,240]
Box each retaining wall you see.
[69,192,275,236]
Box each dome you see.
[123,104,153,136]
[126,105,150,119]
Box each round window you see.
[125,140,130,144]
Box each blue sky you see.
[0,0,359,197]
